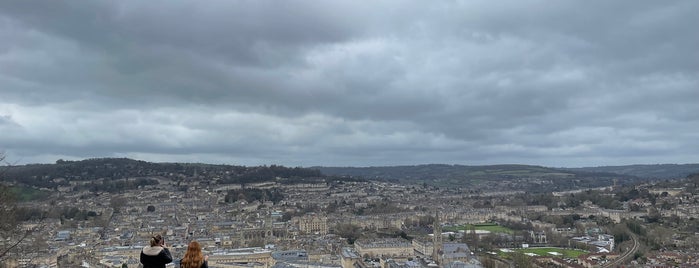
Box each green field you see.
[498,247,588,259]
[443,223,514,234]
[10,186,51,202]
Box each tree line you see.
[1,158,334,190]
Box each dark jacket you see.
[179,259,208,268]
[140,245,173,268]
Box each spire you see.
[264,209,273,244]
[432,210,443,264]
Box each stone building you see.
[354,238,413,259]
[295,214,329,235]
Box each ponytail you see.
[150,234,163,247]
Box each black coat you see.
[140,246,173,268]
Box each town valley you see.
[2,158,699,268]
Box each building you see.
[412,237,433,256]
[295,214,329,235]
[354,238,413,259]
[56,230,71,241]
[340,247,362,268]
[208,247,274,268]
[441,243,474,265]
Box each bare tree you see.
[0,151,29,261]
[0,152,14,257]
[0,151,6,177]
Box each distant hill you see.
[561,164,699,179]
[0,158,340,192]
[316,164,570,181]
[315,164,644,193]
[4,158,696,194]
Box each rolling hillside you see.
[315,164,644,193]
[562,164,699,179]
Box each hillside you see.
[562,164,699,179]
[315,164,644,193]
[0,158,338,192]
[317,164,571,181]
[4,159,695,194]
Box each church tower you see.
[264,210,273,244]
[432,210,443,264]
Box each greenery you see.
[1,152,19,261]
[318,164,649,193]
[0,158,353,192]
[333,223,362,244]
[8,186,51,202]
[74,178,159,193]
[564,164,699,179]
[0,183,18,230]
[626,220,646,236]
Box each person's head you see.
[149,234,164,247]
[186,241,201,253]
[181,241,205,268]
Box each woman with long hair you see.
[180,241,208,268]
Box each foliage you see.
[0,183,18,231]
[1,153,32,261]
[563,190,623,209]
[612,224,631,244]
[51,207,99,221]
[685,172,699,194]
[375,228,412,240]
[318,164,650,193]
[13,207,48,221]
[1,158,338,190]
[75,178,159,193]
[498,221,533,233]
[565,164,699,179]
[626,220,646,236]
[219,165,325,184]
[7,186,50,202]
[110,196,129,214]
[615,186,656,205]
[333,223,362,244]
[509,251,533,268]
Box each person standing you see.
[140,234,173,268]
[179,241,209,268]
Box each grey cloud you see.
[0,114,17,127]
[1,0,698,166]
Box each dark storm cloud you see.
[1,0,698,166]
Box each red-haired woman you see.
[180,241,208,268]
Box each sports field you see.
[499,247,588,258]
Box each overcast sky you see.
[1,1,698,167]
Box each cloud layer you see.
[1,0,698,167]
